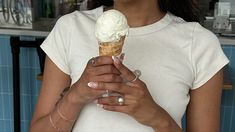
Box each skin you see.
[30,0,223,131]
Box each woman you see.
[30,0,229,131]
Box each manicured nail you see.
[112,56,121,64]
[97,104,103,108]
[120,53,125,62]
[87,82,98,89]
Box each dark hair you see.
[90,0,199,22]
[158,0,200,22]
[87,0,113,10]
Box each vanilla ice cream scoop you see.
[95,9,129,43]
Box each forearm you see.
[151,105,182,132]
[30,91,84,132]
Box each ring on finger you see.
[117,96,125,105]
[102,90,110,97]
[130,70,141,83]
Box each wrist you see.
[66,85,86,106]
[150,106,179,132]
[57,90,85,120]
[66,91,85,107]
[49,92,84,131]
[149,112,168,131]
[151,117,172,132]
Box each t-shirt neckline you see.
[128,13,172,36]
[98,6,172,36]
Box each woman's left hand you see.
[87,56,161,129]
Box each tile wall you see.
[0,35,41,132]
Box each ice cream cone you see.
[99,36,125,56]
[95,10,128,56]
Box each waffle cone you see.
[99,36,125,56]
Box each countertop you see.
[0,25,235,45]
[0,18,55,37]
[218,36,235,45]
[0,28,49,37]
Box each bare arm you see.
[30,56,122,131]
[186,69,223,132]
[30,56,82,131]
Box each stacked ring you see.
[117,96,125,105]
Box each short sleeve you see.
[40,16,71,75]
[191,23,229,89]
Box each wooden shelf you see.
[223,65,233,90]
[223,84,233,90]
[37,73,43,81]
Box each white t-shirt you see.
[41,6,229,132]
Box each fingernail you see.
[97,104,103,108]
[120,53,125,62]
[112,56,121,64]
[87,82,98,89]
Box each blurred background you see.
[0,0,235,132]
[0,0,114,30]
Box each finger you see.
[88,82,132,94]
[92,74,123,83]
[102,105,129,114]
[98,95,137,106]
[112,56,141,83]
[93,65,120,75]
[88,89,108,100]
[88,56,114,67]
[98,96,120,105]
[119,53,125,62]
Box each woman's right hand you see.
[67,56,123,105]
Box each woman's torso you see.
[55,7,211,132]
